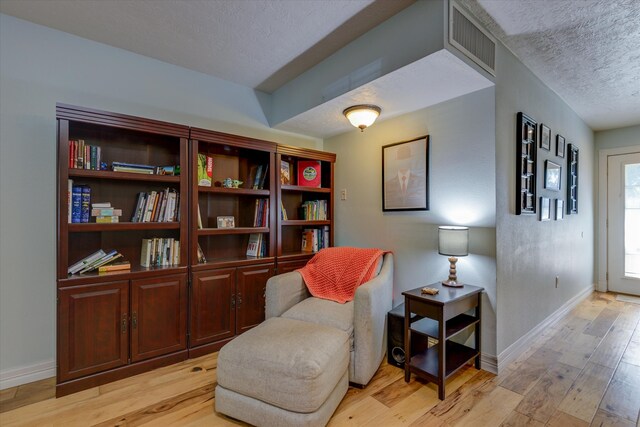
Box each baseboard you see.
[0,360,56,390]
[496,285,594,373]
[480,353,497,374]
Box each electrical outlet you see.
[340,189,347,200]
[555,276,559,288]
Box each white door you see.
[608,152,640,295]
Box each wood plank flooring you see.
[1,292,639,426]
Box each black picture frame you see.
[540,124,551,150]
[382,136,429,211]
[516,112,537,215]
[544,160,561,191]
[556,199,564,220]
[540,197,551,221]
[556,134,565,158]
[567,144,579,214]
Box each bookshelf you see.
[56,104,189,396]
[188,127,277,357]
[276,145,336,272]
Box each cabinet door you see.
[130,274,187,362]
[236,264,275,333]
[190,268,236,347]
[58,281,129,382]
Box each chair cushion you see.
[216,317,349,413]
[282,297,354,341]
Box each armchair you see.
[266,253,393,386]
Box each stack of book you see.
[68,249,125,275]
[69,139,102,170]
[250,164,269,189]
[140,238,180,267]
[70,183,91,223]
[112,162,155,174]
[246,233,267,257]
[91,202,122,223]
[301,226,330,253]
[300,200,327,220]
[253,199,269,227]
[131,188,180,222]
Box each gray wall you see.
[0,14,319,382]
[494,41,595,355]
[324,87,498,359]
[595,125,640,151]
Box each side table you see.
[402,282,483,400]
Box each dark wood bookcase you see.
[188,128,277,357]
[56,104,189,396]
[276,145,336,272]
[55,104,336,395]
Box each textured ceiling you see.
[0,0,414,93]
[459,0,640,131]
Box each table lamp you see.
[438,226,469,287]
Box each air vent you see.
[449,2,496,76]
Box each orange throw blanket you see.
[297,247,388,304]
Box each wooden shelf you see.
[68,222,180,232]
[409,341,478,380]
[410,314,479,340]
[279,251,315,261]
[191,256,276,270]
[198,186,269,196]
[280,185,330,193]
[281,220,330,226]
[69,169,180,183]
[197,227,269,236]
[59,265,188,286]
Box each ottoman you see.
[215,317,350,427]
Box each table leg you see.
[438,311,445,400]
[404,299,410,382]
[475,293,482,370]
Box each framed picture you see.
[540,197,551,221]
[540,124,551,150]
[556,199,564,220]
[567,144,579,214]
[516,112,537,215]
[544,160,561,191]
[556,134,565,158]
[382,135,429,211]
[217,216,235,228]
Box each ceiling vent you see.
[449,2,496,76]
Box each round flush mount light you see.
[343,104,381,132]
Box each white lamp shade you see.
[343,105,381,130]
[438,226,469,257]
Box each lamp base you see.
[442,280,464,288]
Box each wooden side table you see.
[402,282,483,400]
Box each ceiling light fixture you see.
[343,105,381,132]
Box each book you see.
[297,160,321,187]
[246,233,262,257]
[259,164,269,189]
[196,243,207,264]
[140,238,153,267]
[71,185,82,223]
[156,165,177,175]
[301,230,314,252]
[91,208,122,216]
[111,161,155,170]
[81,186,91,223]
[252,165,263,189]
[96,216,120,223]
[79,252,122,274]
[112,166,155,174]
[280,160,291,184]
[67,179,73,223]
[98,262,131,273]
[280,200,288,220]
[197,204,203,229]
[92,202,112,208]
[68,249,106,275]
[197,154,213,186]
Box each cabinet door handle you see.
[237,292,242,305]
[231,294,236,308]
[132,312,138,329]
[121,314,127,334]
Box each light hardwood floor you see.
[1,292,639,426]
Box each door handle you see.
[237,292,242,305]
[121,313,127,334]
[231,294,236,308]
[132,311,138,329]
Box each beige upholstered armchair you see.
[265,253,394,386]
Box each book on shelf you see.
[297,160,321,188]
[251,164,269,190]
[111,162,155,174]
[131,189,179,222]
[71,185,82,223]
[301,226,329,253]
[280,200,288,220]
[95,216,120,223]
[299,200,327,220]
[197,154,213,186]
[280,160,291,184]
[197,204,203,229]
[252,199,269,227]
[69,139,102,170]
[91,208,122,216]
[92,202,111,208]
[246,233,265,257]
[98,262,131,273]
[67,179,73,223]
[80,186,91,223]
[68,249,106,275]
[140,237,180,267]
[196,243,207,264]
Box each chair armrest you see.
[352,253,394,385]
[265,271,310,318]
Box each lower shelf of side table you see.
[409,340,478,381]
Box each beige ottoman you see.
[215,317,350,427]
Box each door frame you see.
[597,145,640,292]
